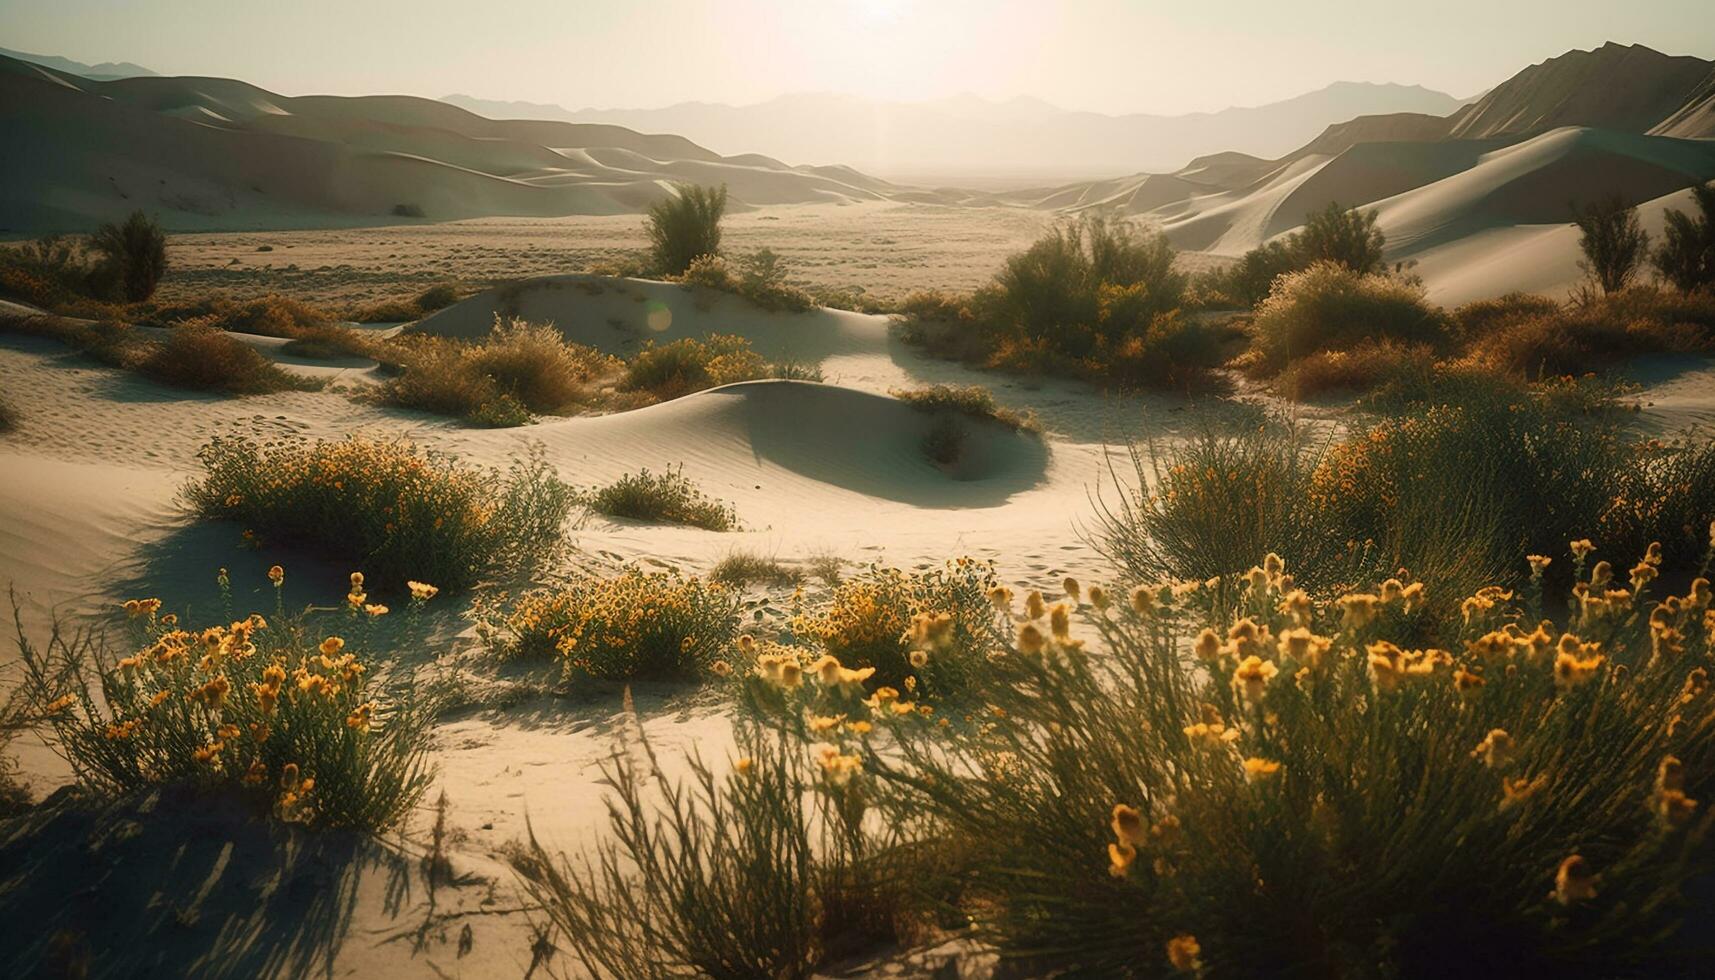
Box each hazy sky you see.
[3,0,1711,115]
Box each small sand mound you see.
[511,380,1049,508]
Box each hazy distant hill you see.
[0,45,154,80]
[0,53,927,232]
[1019,43,1715,306]
[444,82,1467,182]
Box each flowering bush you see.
[478,569,739,679]
[184,435,573,592]
[16,581,437,831]
[584,467,739,531]
[789,559,1006,695]
[847,542,1715,976]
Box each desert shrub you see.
[14,587,437,831]
[710,552,804,589]
[680,253,735,291]
[89,211,167,302]
[516,713,919,979]
[1095,422,1358,598]
[278,323,377,360]
[620,333,768,401]
[143,292,334,337]
[184,436,573,591]
[133,324,317,395]
[679,251,814,311]
[1293,201,1387,275]
[348,298,424,323]
[844,544,1715,977]
[890,383,1037,432]
[392,203,425,218]
[1573,194,1650,295]
[1466,288,1715,379]
[1251,261,1448,369]
[1451,292,1564,344]
[1201,239,1302,309]
[1277,339,1437,399]
[993,213,1185,354]
[415,282,460,311]
[789,560,1005,696]
[0,235,106,310]
[893,220,1230,390]
[478,569,738,677]
[585,467,738,531]
[1655,182,1715,293]
[648,183,727,276]
[465,317,609,411]
[379,318,613,423]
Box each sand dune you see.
[0,53,923,233]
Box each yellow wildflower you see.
[1107,841,1136,878]
[1166,934,1202,973]
[408,581,439,601]
[1243,757,1282,783]
[1111,803,1146,845]
[1231,655,1278,706]
[268,565,285,585]
[1472,729,1516,769]
[1554,855,1597,905]
[319,636,345,657]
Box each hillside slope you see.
[0,54,914,232]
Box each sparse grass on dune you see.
[1463,287,1715,379]
[184,435,574,592]
[12,580,438,832]
[478,569,738,679]
[584,468,739,531]
[890,383,1039,433]
[710,552,805,590]
[680,250,817,313]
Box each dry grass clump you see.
[184,436,573,591]
[584,468,739,531]
[277,323,379,360]
[788,560,1006,695]
[1,313,314,396]
[13,580,437,831]
[136,324,319,395]
[1462,287,1715,379]
[890,383,1039,433]
[144,292,334,338]
[710,552,805,590]
[620,333,771,402]
[1250,261,1449,370]
[1275,339,1437,399]
[477,569,739,678]
[378,317,616,425]
[349,282,463,323]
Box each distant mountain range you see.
[0,52,928,233]
[443,82,1470,182]
[0,45,154,81]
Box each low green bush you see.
[584,468,738,531]
[184,436,573,592]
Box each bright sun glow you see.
[853,0,910,24]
